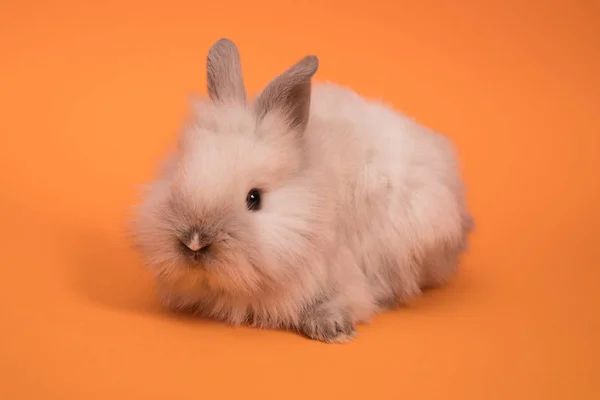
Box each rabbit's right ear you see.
[206,38,247,105]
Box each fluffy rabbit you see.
[132,38,474,343]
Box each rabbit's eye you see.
[246,188,262,211]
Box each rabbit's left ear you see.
[206,38,247,105]
[254,55,319,134]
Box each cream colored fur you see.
[132,39,474,343]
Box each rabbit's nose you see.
[184,232,209,251]
[180,228,212,254]
[185,231,205,251]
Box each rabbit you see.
[131,38,474,344]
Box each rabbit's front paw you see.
[299,305,357,344]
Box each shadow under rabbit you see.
[67,225,165,316]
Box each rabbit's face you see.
[133,103,313,297]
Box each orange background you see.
[1,0,599,399]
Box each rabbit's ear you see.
[254,55,319,133]
[206,38,247,105]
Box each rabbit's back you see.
[306,83,472,303]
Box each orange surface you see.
[1,0,599,399]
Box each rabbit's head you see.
[132,39,333,303]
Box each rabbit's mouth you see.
[176,228,236,266]
[178,239,213,263]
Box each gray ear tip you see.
[302,55,319,74]
[208,38,240,57]
[215,37,235,47]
